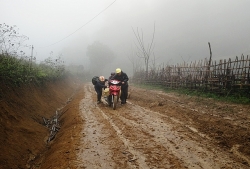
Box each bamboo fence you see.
[132,54,250,94]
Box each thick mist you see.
[1,0,250,78]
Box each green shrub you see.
[0,54,66,85]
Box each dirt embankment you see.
[0,78,80,169]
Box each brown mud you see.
[1,81,250,169]
[41,83,250,169]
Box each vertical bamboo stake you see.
[247,55,250,84]
[241,54,246,87]
[207,42,212,79]
[235,56,239,85]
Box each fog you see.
[1,0,250,77]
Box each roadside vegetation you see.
[0,23,76,86]
[0,53,67,86]
[134,83,250,104]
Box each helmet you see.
[111,72,115,75]
[116,68,121,74]
[99,76,105,82]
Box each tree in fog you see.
[127,46,143,75]
[0,23,29,56]
[132,23,155,78]
[86,41,115,76]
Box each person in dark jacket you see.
[111,68,129,104]
[94,76,108,104]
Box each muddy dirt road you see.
[65,83,250,169]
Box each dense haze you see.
[1,0,250,77]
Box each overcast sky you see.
[1,0,250,74]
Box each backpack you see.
[92,76,99,85]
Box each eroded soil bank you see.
[0,78,80,169]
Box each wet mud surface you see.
[43,83,250,169]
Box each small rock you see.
[158,102,163,106]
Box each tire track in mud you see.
[78,85,116,168]
[96,107,150,169]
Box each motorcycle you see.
[107,79,121,110]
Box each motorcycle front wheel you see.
[112,95,118,110]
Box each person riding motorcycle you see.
[108,72,115,85]
[111,68,129,104]
[109,72,115,80]
[94,76,108,104]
